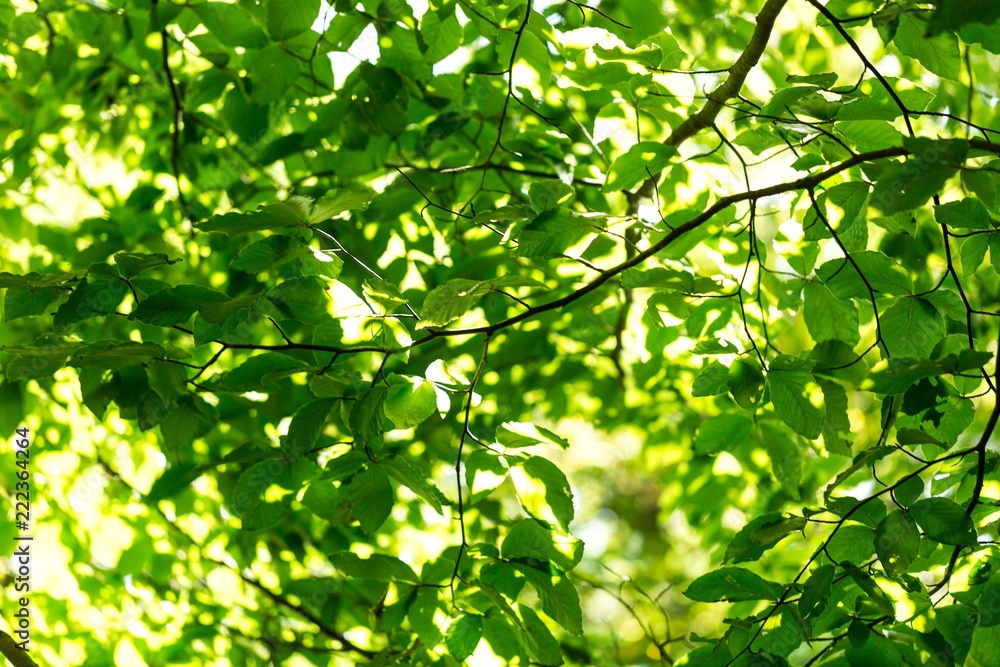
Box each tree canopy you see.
[3,0,1000,664]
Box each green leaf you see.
[684,567,781,602]
[496,422,571,449]
[466,449,509,504]
[842,562,896,617]
[112,252,177,278]
[4,286,59,321]
[593,43,663,68]
[512,209,602,259]
[819,379,852,456]
[894,12,961,80]
[349,384,388,450]
[300,480,344,523]
[969,624,1000,667]
[198,203,307,234]
[936,604,977,665]
[245,45,299,104]
[871,138,968,214]
[909,497,977,546]
[0,381,25,438]
[936,198,993,230]
[146,464,203,503]
[3,335,80,381]
[692,361,730,397]
[603,142,679,192]
[725,513,806,564]
[512,564,583,635]
[300,247,345,279]
[803,282,860,345]
[347,464,394,535]
[131,285,230,327]
[894,474,924,506]
[219,353,309,392]
[192,2,268,48]
[267,0,320,41]
[418,276,542,328]
[233,459,293,531]
[268,276,332,325]
[928,0,1000,35]
[159,395,218,459]
[874,510,920,575]
[929,396,976,445]
[0,270,84,289]
[824,447,895,501]
[408,588,443,647]
[881,297,945,358]
[868,357,945,394]
[421,9,464,64]
[481,561,525,599]
[816,251,913,299]
[694,413,753,455]
[309,187,376,222]
[758,422,803,499]
[71,340,166,369]
[828,524,877,564]
[518,455,575,531]
[198,294,261,325]
[384,457,448,514]
[329,551,419,584]
[502,519,553,561]
[799,565,836,618]
[979,576,1000,627]
[284,399,336,461]
[518,605,563,666]
[961,234,990,277]
[528,179,574,213]
[146,361,188,406]
[54,274,129,330]
[363,278,407,313]
[221,87,270,143]
[384,375,438,429]
[446,614,484,662]
[767,356,825,439]
[229,235,308,273]
[728,358,765,410]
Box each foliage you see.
[3,0,1000,665]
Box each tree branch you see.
[0,630,37,667]
[666,0,789,148]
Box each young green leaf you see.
[384,375,438,428]
[267,0,320,41]
[909,498,977,546]
[284,399,336,461]
[767,356,826,439]
[692,361,730,397]
[512,209,603,259]
[603,142,679,192]
[873,510,920,576]
[518,605,563,666]
[684,567,781,602]
[446,614,484,661]
[349,384,388,451]
[330,551,419,584]
[694,413,753,455]
[803,282,860,345]
[516,455,576,531]
[347,465,394,535]
[728,358,765,410]
[880,297,945,359]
